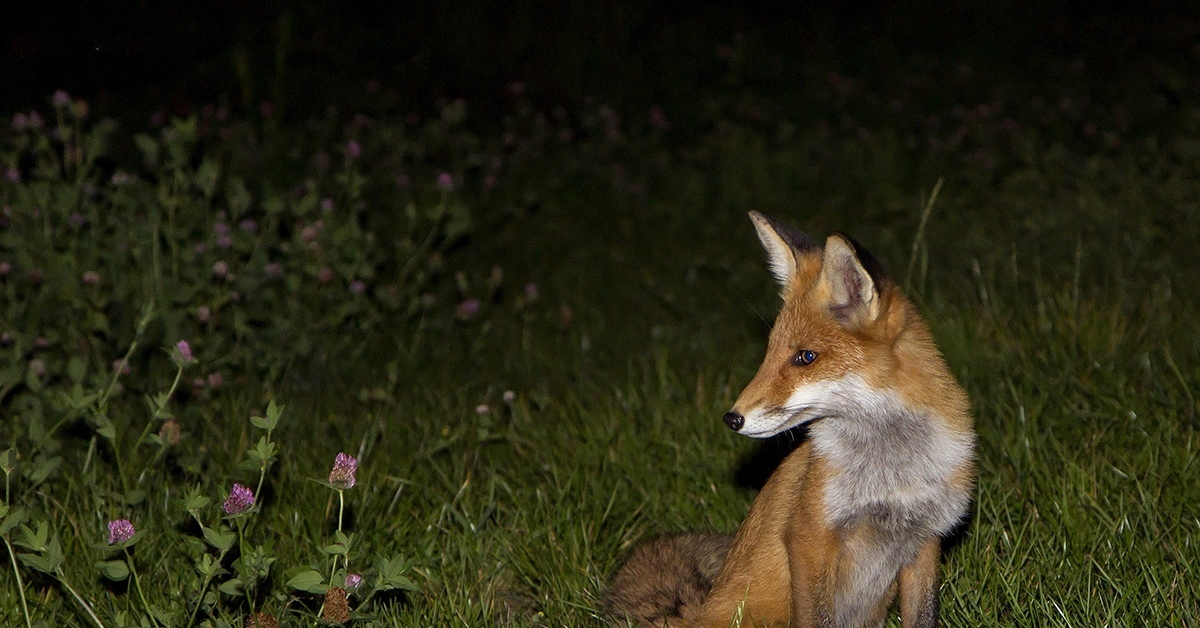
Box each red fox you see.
[605,212,976,627]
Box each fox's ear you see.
[748,212,818,289]
[819,233,885,326]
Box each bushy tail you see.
[605,533,734,627]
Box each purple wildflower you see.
[11,112,27,131]
[52,90,71,107]
[81,271,100,286]
[223,483,255,515]
[328,453,357,490]
[197,306,212,323]
[263,262,284,279]
[239,219,257,233]
[345,573,363,590]
[213,261,229,278]
[159,419,181,445]
[28,359,46,378]
[346,140,362,159]
[0,262,9,276]
[524,283,539,300]
[107,519,136,545]
[5,168,19,182]
[455,298,481,320]
[349,280,366,294]
[174,340,194,365]
[207,372,224,388]
[320,197,334,212]
[436,172,455,191]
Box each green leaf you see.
[202,526,235,554]
[43,537,64,572]
[26,456,61,486]
[264,401,282,430]
[249,415,269,430]
[217,578,244,597]
[124,490,147,506]
[374,554,420,592]
[0,507,24,537]
[17,553,53,573]
[181,535,205,557]
[195,159,220,199]
[181,485,210,512]
[246,436,277,467]
[285,569,326,594]
[66,356,87,383]
[134,134,160,167]
[16,522,49,551]
[195,554,224,579]
[383,574,419,592]
[96,422,117,441]
[97,559,130,581]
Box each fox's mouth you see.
[738,406,823,438]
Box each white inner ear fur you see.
[749,212,798,288]
[820,236,879,322]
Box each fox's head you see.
[723,212,912,438]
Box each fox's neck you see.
[807,375,974,536]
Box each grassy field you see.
[2,8,1200,627]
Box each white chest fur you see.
[806,376,974,537]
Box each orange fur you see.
[606,213,975,628]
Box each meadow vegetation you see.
[1,14,1199,627]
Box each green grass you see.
[2,18,1200,627]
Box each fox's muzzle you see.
[723,411,744,431]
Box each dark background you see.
[5,1,1199,125]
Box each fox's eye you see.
[791,349,818,366]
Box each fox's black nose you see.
[723,411,744,431]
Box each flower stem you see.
[125,548,160,627]
[4,537,31,628]
[133,363,184,456]
[252,428,272,508]
[55,569,107,628]
[185,544,227,628]
[337,489,345,534]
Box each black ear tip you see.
[830,232,889,286]
[753,213,818,253]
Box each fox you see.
[605,211,976,628]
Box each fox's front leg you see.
[898,537,941,628]
[785,523,836,628]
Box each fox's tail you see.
[605,533,733,627]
